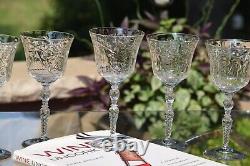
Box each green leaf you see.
[132,73,141,82]
[142,52,151,58]
[160,18,176,29]
[215,93,225,107]
[187,70,205,90]
[196,90,205,101]
[145,110,158,118]
[134,111,144,117]
[172,24,183,32]
[177,18,187,25]
[146,100,165,112]
[203,82,218,93]
[160,86,165,93]
[189,108,202,117]
[201,96,212,107]
[123,90,135,102]
[131,85,141,93]
[156,95,165,102]
[174,88,191,110]
[207,110,219,123]
[133,104,145,112]
[149,116,157,123]
[148,121,165,139]
[196,116,210,133]
[236,118,250,138]
[188,99,202,111]
[134,118,146,129]
[138,88,153,101]
[151,76,162,91]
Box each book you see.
[13,130,227,166]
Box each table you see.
[0,110,249,166]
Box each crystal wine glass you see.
[204,39,250,160]
[147,33,199,151]
[0,34,18,160]
[89,27,144,148]
[20,31,74,147]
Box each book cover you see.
[13,130,227,166]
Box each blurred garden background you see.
[0,0,250,165]
[1,0,250,60]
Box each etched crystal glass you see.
[89,27,144,147]
[147,33,199,151]
[20,31,74,147]
[204,39,250,160]
[0,34,18,160]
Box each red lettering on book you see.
[66,144,91,150]
[61,147,74,152]
[33,148,64,157]
[33,143,91,157]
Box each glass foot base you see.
[91,136,128,151]
[151,139,186,151]
[22,137,49,148]
[204,147,246,161]
[0,148,11,160]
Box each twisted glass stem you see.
[109,84,120,138]
[164,85,175,142]
[40,84,50,140]
[222,92,233,150]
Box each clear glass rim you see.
[0,34,19,45]
[89,27,145,37]
[147,32,199,42]
[206,38,250,49]
[20,30,74,41]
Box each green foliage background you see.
[0,0,54,60]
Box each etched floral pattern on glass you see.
[21,31,74,147]
[89,27,144,148]
[21,31,73,84]
[90,28,144,84]
[204,39,250,160]
[147,33,199,151]
[0,34,18,160]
